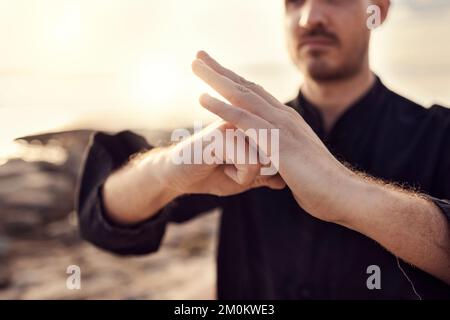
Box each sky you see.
[1,0,450,159]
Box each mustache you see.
[299,26,340,44]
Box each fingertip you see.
[191,60,197,73]
[224,166,239,184]
[191,58,205,73]
[199,93,212,106]
[196,50,208,60]
[268,176,287,190]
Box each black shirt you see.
[76,77,450,299]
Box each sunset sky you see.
[1,0,450,158]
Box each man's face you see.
[285,0,373,82]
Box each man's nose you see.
[298,1,328,29]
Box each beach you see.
[0,0,450,299]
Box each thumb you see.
[252,174,286,190]
[224,163,260,186]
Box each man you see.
[77,0,450,299]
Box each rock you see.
[1,210,43,235]
[0,236,11,289]
[0,129,218,298]
[0,160,41,179]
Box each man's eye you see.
[286,0,304,4]
[286,0,305,6]
[326,0,351,5]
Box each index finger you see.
[197,51,285,109]
[192,58,278,121]
[199,93,272,132]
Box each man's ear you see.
[375,0,391,25]
[367,0,390,30]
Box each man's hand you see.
[192,51,450,283]
[192,51,354,223]
[160,120,286,197]
[103,119,285,225]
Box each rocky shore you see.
[0,130,218,299]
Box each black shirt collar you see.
[289,75,385,140]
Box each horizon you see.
[1,0,450,160]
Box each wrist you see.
[330,169,382,229]
[312,165,364,226]
[103,147,181,225]
[139,146,183,200]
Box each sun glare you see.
[43,1,82,54]
[127,60,182,108]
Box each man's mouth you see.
[298,36,338,51]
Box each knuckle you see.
[227,108,244,123]
[235,84,251,93]
[240,79,263,93]
[248,82,262,91]
[278,119,295,134]
[229,90,250,105]
[285,106,298,115]
[235,108,248,120]
[237,108,254,125]
[282,108,299,123]
[237,75,248,85]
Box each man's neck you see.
[301,67,375,133]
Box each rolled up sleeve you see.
[76,130,221,256]
[429,197,450,222]
[76,130,173,255]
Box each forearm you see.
[188,50,450,283]
[103,147,180,225]
[337,173,450,283]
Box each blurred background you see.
[0,0,449,299]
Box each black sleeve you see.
[429,198,450,222]
[429,105,450,222]
[75,130,221,256]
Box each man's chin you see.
[308,69,359,83]
[299,58,356,82]
[302,61,340,82]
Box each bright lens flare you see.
[128,61,181,107]
[44,2,82,53]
